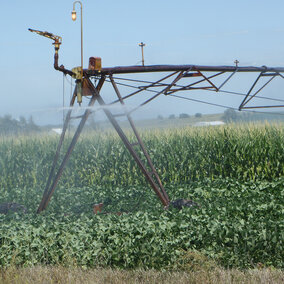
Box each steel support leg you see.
[86,77,170,206]
[38,74,170,212]
[109,75,169,203]
[37,77,105,213]
[39,86,77,208]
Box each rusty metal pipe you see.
[86,64,284,76]
[54,48,74,76]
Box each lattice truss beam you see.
[88,66,284,112]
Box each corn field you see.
[1,123,284,190]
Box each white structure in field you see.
[194,121,225,127]
[51,128,63,135]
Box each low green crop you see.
[0,178,283,269]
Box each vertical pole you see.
[80,3,83,79]
[139,42,146,66]
[63,74,65,125]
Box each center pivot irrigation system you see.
[29,28,284,213]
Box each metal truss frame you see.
[30,29,284,213]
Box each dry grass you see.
[0,266,283,284]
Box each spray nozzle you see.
[29,28,62,49]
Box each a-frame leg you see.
[37,77,105,213]
[85,77,170,207]
[37,74,170,213]
[39,86,77,210]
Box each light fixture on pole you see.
[71,10,77,21]
[71,1,83,104]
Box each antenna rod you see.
[139,42,146,66]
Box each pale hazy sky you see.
[2,0,284,124]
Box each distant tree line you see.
[157,108,284,123]
[0,115,40,135]
[222,108,284,123]
[160,113,203,120]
